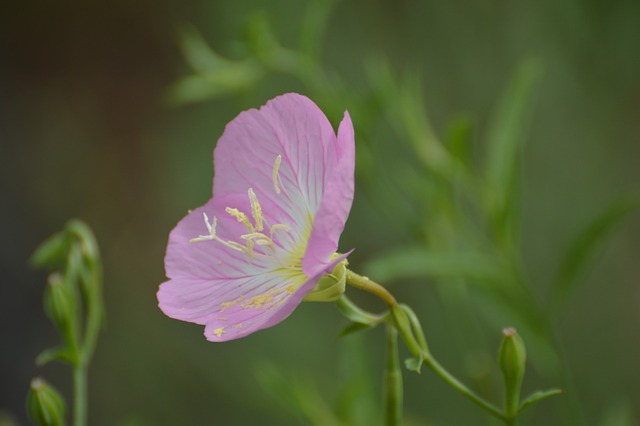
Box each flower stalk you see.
[340,269,551,424]
[31,220,105,426]
[385,325,403,426]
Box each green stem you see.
[345,270,397,306]
[343,271,509,423]
[422,355,506,422]
[385,325,403,426]
[73,364,87,426]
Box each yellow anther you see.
[241,232,270,241]
[226,240,249,253]
[241,232,274,250]
[272,155,282,194]
[213,327,225,337]
[248,188,264,232]
[225,207,254,233]
[270,223,291,237]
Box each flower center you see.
[190,155,303,268]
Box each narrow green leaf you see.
[245,13,299,72]
[484,59,541,239]
[177,23,226,73]
[519,389,562,412]
[298,0,337,59]
[30,232,68,269]
[339,322,375,337]
[445,114,474,168]
[335,296,383,326]
[364,247,508,286]
[553,194,638,310]
[167,24,263,105]
[36,347,75,366]
[404,357,423,373]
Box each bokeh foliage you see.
[2,0,640,425]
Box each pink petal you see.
[302,111,355,277]
[212,93,336,237]
[158,270,301,330]
[159,94,356,342]
[160,253,348,342]
[164,195,272,281]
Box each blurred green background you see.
[2,0,640,425]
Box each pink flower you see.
[157,93,355,341]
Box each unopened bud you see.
[27,378,66,426]
[499,327,526,415]
[43,274,78,354]
[44,274,75,331]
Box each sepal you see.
[304,257,347,302]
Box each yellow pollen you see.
[220,295,245,311]
[242,293,273,309]
[272,155,282,194]
[248,188,264,231]
[225,208,254,233]
[213,327,225,337]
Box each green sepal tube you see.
[499,327,526,417]
[303,256,347,302]
[27,378,67,426]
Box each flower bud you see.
[44,274,76,331]
[499,327,526,415]
[27,378,66,426]
[43,274,78,354]
[303,257,347,302]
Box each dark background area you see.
[2,0,639,425]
